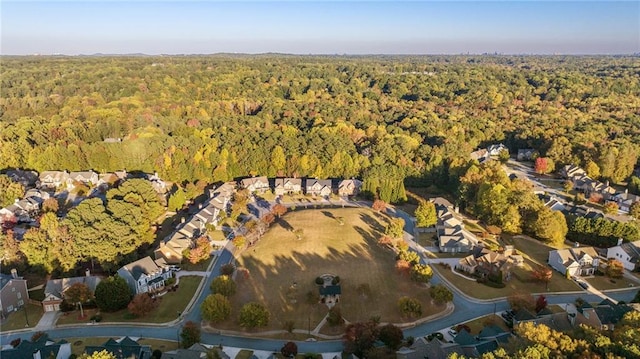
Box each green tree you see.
[531,207,567,246]
[210,275,236,297]
[0,230,22,266]
[128,293,159,317]
[95,276,132,312]
[378,324,404,350]
[201,294,231,323]
[410,264,433,283]
[180,321,201,348]
[238,302,270,328]
[65,282,93,318]
[20,228,56,273]
[397,296,422,317]
[0,175,24,208]
[603,202,619,215]
[41,197,59,213]
[415,201,437,227]
[385,217,405,238]
[168,188,186,212]
[630,201,640,219]
[430,284,453,304]
[585,160,601,179]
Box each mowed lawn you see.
[221,208,445,333]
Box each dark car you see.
[579,281,589,290]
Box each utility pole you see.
[23,305,29,327]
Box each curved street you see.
[1,201,638,354]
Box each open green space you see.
[235,349,255,359]
[182,256,215,271]
[56,276,202,325]
[416,232,437,247]
[216,208,445,334]
[0,303,43,332]
[65,337,179,356]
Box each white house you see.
[548,246,600,277]
[117,256,173,295]
[274,178,302,196]
[606,240,640,271]
[240,176,270,193]
[305,178,332,197]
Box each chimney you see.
[574,242,580,248]
[605,181,610,187]
[85,268,90,277]
[198,203,203,210]
[10,268,18,279]
[181,217,186,224]
[625,189,629,194]
[617,238,624,246]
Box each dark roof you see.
[85,336,151,359]
[513,308,536,321]
[319,285,341,296]
[473,340,499,355]
[0,334,65,359]
[536,307,554,317]
[594,302,633,325]
[478,325,505,339]
[453,330,477,346]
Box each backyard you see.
[56,276,202,325]
[217,207,446,334]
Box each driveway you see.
[34,311,60,331]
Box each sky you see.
[1,1,639,55]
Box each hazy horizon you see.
[2,1,639,56]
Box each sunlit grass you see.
[216,208,446,334]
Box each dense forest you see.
[1,55,640,202]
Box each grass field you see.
[217,208,446,333]
[56,276,202,325]
[463,314,509,335]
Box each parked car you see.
[578,281,589,290]
[448,329,458,337]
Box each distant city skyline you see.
[2,1,639,55]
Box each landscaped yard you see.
[502,234,565,266]
[65,337,179,356]
[56,276,202,325]
[416,232,437,247]
[182,256,215,271]
[432,257,577,300]
[584,274,638,291]
[217,208,446,334]
[0,303,43,332]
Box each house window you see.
[11,287,15,292]
[18,300,24,306]
[7,305,14,312]
[17,292,21,299]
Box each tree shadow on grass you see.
[277,218,294,232]
[321,210,336,220]
[359,213,386,234]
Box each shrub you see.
[315,277,324,285]
[220,263,236,276]
[332,276,341,285]
[90,314,102,322]
[210,275,236,297]
[398,296,422,317]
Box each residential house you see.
[117,256,173,295]
[0,333,71,359]
[273,178,302,196]
[0,270,29,319]
[162,343,230,359]
[487,143,508,157]
[396,337,464,359]
[548,245,600,277]
[156,183,232,264]
[561,164,587,180]
[544,196,566,212]
[470,149,490,163]
[305,178,333,197]
[456,246,517,281]
[41,274,101,312]
[68,171,99,187]
[570,299,634,331]
[561,165,616,201]
[606,239,640,271]
[4,169,39,188]
[85,336,152,359]
[435,201,478,253]
[148,172,168,194]
[517,148,536,161]
[38,170,69,189]
[453,330,501,358]
[240,176,270,194]
[338,179,363,197]
[609,190,640,213]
